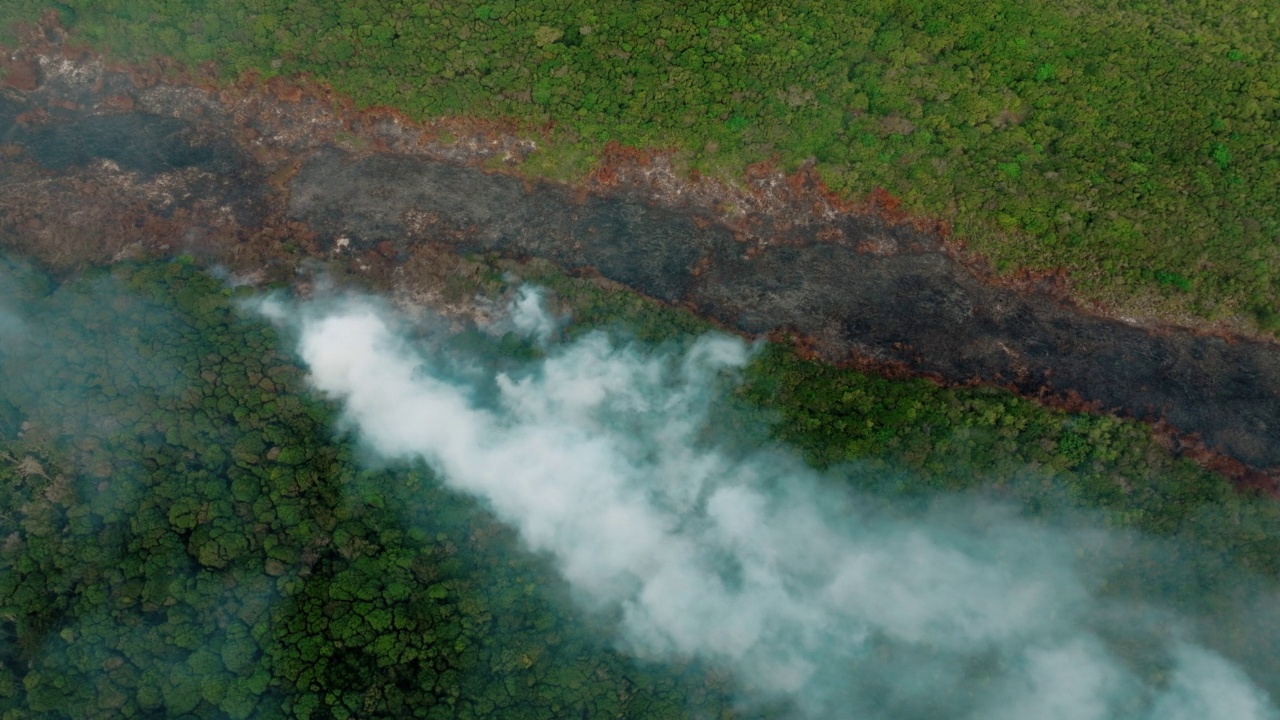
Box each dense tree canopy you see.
[0,258,753,719]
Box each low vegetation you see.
[3,1,1278,328]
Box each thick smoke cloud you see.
[267,290,1278,720]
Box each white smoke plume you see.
[267,290,1278,720]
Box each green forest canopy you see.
[0,258,759,719]
[1,253,1277,717]
[3,0,1279,329]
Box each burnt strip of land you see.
[1,57,1277,480]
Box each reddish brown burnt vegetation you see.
[0,56,38,91]
[1151,421,1280,498]
[588,141,658,188]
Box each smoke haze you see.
[266,290,1279,720]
